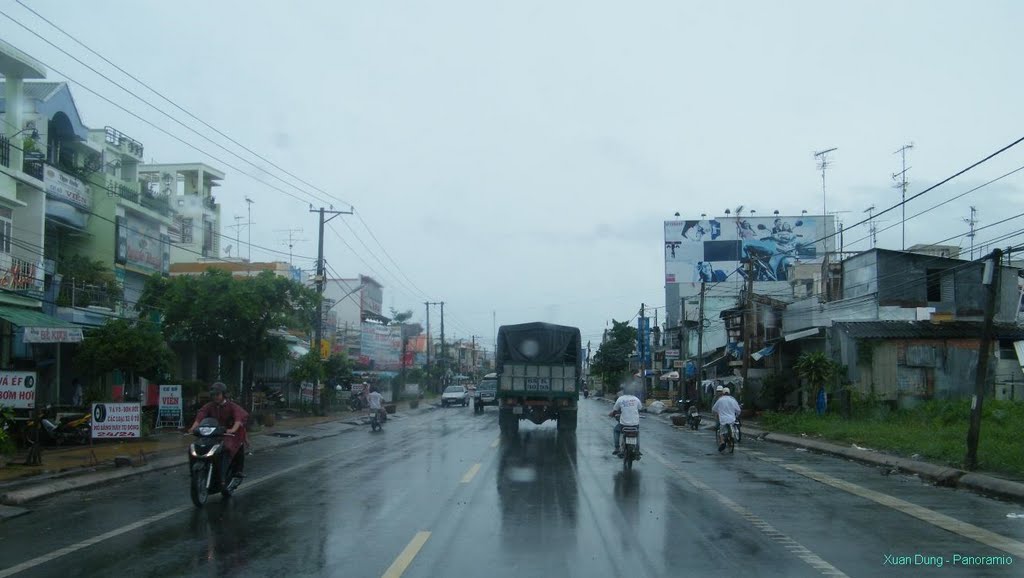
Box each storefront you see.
[0,303,83,409]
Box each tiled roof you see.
[834,321,1024,340]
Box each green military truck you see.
[495,322,581,434]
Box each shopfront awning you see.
[784,327,822,342]
[0,305,83,343]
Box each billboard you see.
[664,215,832,290]
[360,323,402,371]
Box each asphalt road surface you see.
[1,399,1022,577]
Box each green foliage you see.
[760,372,799,411]
[794,351,840,391]
[74,318,175,381]
[324,353,352,386]
[139,269,319,379]
[761,400,1024,476]
[591,320,638,386]
[389,308,413,325]
[57,255,123,308]
[0,405,15,456]
[290,351,325,385]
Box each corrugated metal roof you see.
[835,321,1024,340]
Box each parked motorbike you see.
[686,401,701,430]
[188,417,242,507]
[25,406,90,446]
[349,393,365,412]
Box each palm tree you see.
[794,352,837,412]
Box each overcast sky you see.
[4,0,1024,348]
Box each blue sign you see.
[637,318,651,365]
[685,360,696,378]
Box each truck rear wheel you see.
[558,410,577,431]
[499,408,519,435]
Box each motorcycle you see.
[349,393,365,412]
[188,417,242,507]
[612,411,641,470]
[25,406,90,446]
[583,388,590,399]
[686,401,701,430]
[370,409,383,432]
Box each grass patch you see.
[760,400,1024,478]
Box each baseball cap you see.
[723,387,731,395]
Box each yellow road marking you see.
[490,437,500,448]
[766,459,1024,558]
[382,531,431,578]
[461,463,481,484]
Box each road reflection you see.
[496,427,579,554]
[186,500,250,576]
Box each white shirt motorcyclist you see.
[613,394,642,426]
[367,391,384,411]
[712,395,742,425]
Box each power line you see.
[0,7,342,209]
[13,0,353,209]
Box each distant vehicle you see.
[473,374,499,413]
[441,385,470,408]
[496,322,581,434]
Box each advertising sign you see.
[157,385,182,428]
[124,215,163,272]
[91,402,141,438]
[23,326,84,343]
[637,318,651,365]
[300,382,315,403]
[664,215,832,289]
[0,371,36,409]
[665,349,680,359]
[360,323,402,371]
[43,166,91,209]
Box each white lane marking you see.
[649,450,849,577]
[381,531,431,578]
[746,451,1024,558]
[0,439,377,577]
[490,437,500,448]
[460,463,481,484]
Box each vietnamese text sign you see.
[43,166,91,209]
[666,349,680,359]
[92,402,141,438]
[0,371,36,409]
[23,326,84,343]
[158,385,182,427]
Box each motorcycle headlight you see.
[197,426,218,436]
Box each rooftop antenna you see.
[814,147,838,220]
[892,143,914,250]
[274,228,307,266]
[964,206,978,260]
[229,216,245,259]
[864,205,877,249]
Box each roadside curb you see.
[0,408,437,507]
[736,424,1024,503]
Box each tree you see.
[138,269,320,400]
[74,318,175,395]
[389,308,413,325]
[591,320,638,390]
[794,351,840,411]
[56,255,122,308]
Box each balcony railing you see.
[104,126,144,158]
[0,253,44,297]
[0,135,9,169]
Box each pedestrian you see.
[816,386,827,416]
[71,378,83,408]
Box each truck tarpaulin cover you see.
[496,322,582,369]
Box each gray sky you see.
[4,0,1024,348]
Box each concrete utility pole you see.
[696,283,706,406]
[892,143,914,251]
[440,301,446,387]
[966,248,1002,470]
[424,302,432,389]
[741,259,755,389]
[310,205,353,411]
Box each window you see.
[179,217,193,243]
[0,207,12,254]
[926,269,942,302]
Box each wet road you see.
[2,399,1023,577]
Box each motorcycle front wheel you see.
[190,463,210,507]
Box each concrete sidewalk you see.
[0,401,437,506]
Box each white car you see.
[441,385,469,407]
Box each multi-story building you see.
[138,163,224,263]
